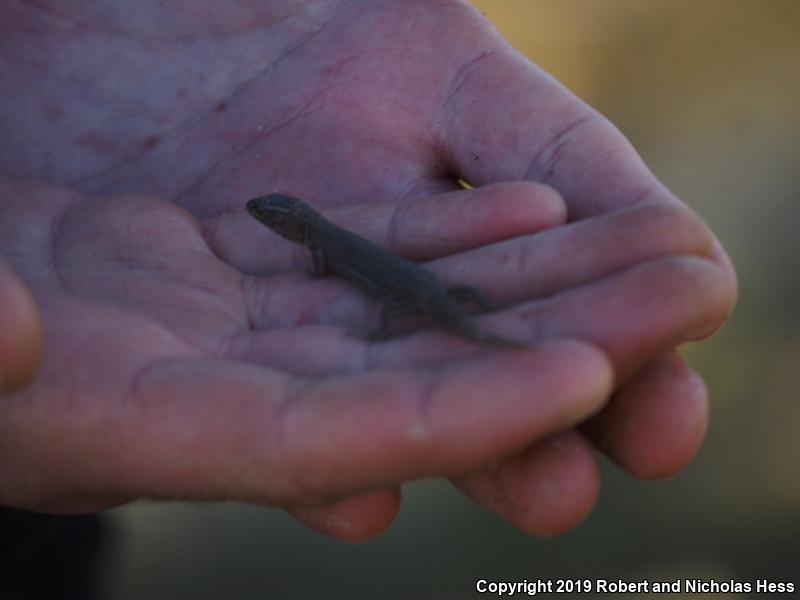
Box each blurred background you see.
[107,1,800,597]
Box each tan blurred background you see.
[109,2,800,598]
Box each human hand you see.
[0,0,736,538]
[0,177,614,517]
[0,172,725,539]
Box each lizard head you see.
[247,193,309,243]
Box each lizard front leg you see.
[447,285,497,312]
[309,244,328,277]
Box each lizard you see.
[246,193,522,348]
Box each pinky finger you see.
[288,487,402,542]
[582,352,709,479]
[454,431,600,538]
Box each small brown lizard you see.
[246,193,521,347]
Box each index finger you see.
[51,340,611,506]
[204,181,566,274]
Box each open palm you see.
[0,1,735,538]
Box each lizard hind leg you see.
[370,303,419,340]
[447,285,497,312]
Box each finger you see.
[426,200,718,305]
[376,256,734,381]
[454,355,707,536]
[288,487,401,542]
[519,256,733,377]
[455,431,600,538]
[3,340,610,507]
[583,352,709,479]
[202,182,567,274]
[0,261,43,391]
